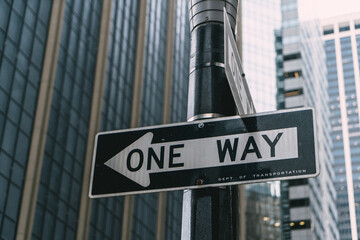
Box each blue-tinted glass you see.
[15,131,30,166]
[65,228,75,240]
[1,217,15,240]
[10,161,24,186]
[2,120,17,155]
[31,38,45,66]
[89,0,140,238]
[0,1,10,30]
[32,0,103,239]
[54,220,65,240]
[0,175,8,210]
[24,7,36,28]
[171,0,189,124]
[16,52,29,75]
[8,100,21,124]
[35,21,47,40]
[8,12,22,43]
[0,88,9,114]
[28,64,40,86]
[0,114,4,140]
[23,83,37,115]
[38,0,52,23]
[5,184,21,220]
[42,212,55,239]
[13,0,25,16]
[0,58,15,92]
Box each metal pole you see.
[182,1,239,239]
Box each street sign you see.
[224,9,256,115]
[89,108,318,198]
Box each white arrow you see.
[104,127,298,187]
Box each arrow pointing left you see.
[103,127,298,187]
[104,132,154,187]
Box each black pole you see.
[182,1,240,239]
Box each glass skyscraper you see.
[276,0,338,239]
[322,13,360,240]
[242,0,281,112]
[242,0,282,239]
[0,0,190,239]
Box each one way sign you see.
[89,108,318,198]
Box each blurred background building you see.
[322,13,360,240]
[276,0,338,239]
[241,0,282,239]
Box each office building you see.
[276,0,338,239]
[0,0,291,239]
[242,0,281,112]
[322,13,360,240]
[0,0,189,239]
[242,0,282,239]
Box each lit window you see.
[274,222,280,227]
[285,90,301,97]
[290,222,295,227]
[299,221,305,226]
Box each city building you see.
[0,0,293,239]
[242,0,282,239]
[322,13,360,240]
[276,0,338,239]
[242,0,281,112]
[0,0,189,239]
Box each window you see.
[339,22,350,32]
[285,89,303,97]
[354,19,360,29]
[284,70,302,78]
[283,53,301,61]
[323,25,334,35]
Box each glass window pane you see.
[2,120,17,155]
[5,184,21,220]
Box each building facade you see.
[0,0,189,239]
[0,0,294,239]
[322,13,360,240]
[242,0,282,239]
[276,0,338,239]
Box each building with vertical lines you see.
[0,0,189,239]
[241,0,282,239]
[322,13,360,240]
[276,0,338,239]
[0,0,289,239]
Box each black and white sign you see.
[89,108,318,198]
[224,9,255,115]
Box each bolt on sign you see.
[89,108,318,198]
